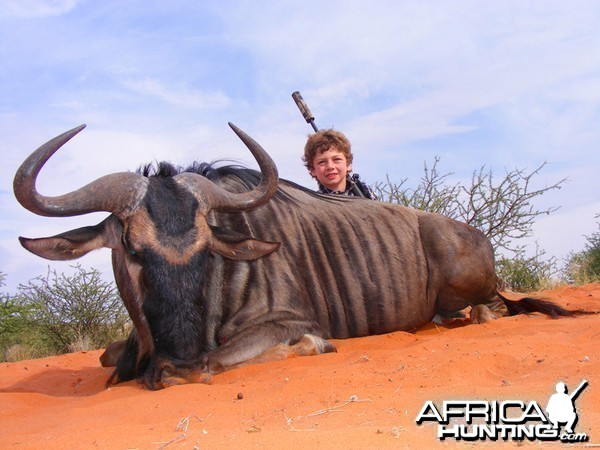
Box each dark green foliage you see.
[495,246,559,292]
[1,266,130,362]
[0,273,50,360]
[564,214,600,284]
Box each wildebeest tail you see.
[498,292,592,318]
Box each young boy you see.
[302,129,377,199]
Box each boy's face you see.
[309,146,351,192]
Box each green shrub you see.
[1,265,130,361]
[564,214,600,285]
[0,273,51,361]
[3,344,46,362]
[495,246,559,292]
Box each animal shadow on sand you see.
[0,365,117,397]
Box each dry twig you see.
[307,394,372,417]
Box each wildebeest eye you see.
[122,233,143,260]
[126,246,145,263]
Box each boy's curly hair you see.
[302,129,353,170]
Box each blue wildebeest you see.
[14,124,579,389]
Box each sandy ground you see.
[0,283,598,449]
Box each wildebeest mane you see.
[195,162,359,206]
[137,160,222,178]
[137,160,346,205]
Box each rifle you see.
[292,91,319,132]
[292,91,374,199]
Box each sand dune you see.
[1,283,598,448]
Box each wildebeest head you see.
[13,123,281,387]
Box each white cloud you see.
[120,77,231,110]
[0,0,80,18]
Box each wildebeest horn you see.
[174,122,279,212]
[15,123,278,218]
[13,124,148,218]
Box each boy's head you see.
[302,129,353,171]
[302,129,354,192]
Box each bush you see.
[564,214,600,285]
[495,246,560,292]
[1,273,48,361]
[4,265,130,360]
[3,344,45,363]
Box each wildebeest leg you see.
[207,322,335,373]
[157,324,336,388]
[419,213,503,324]
[222,334,337,372]
[207,322,336,374]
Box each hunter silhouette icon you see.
[546,380,588,434]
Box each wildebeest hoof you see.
[292,334,337,355]
[470,304,498,324]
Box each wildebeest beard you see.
[141,249,209,365]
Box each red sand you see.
[1,283,598,449]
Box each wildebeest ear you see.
[18,216,122,261]
[209,225,280,260]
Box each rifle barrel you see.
[292,91,319,132]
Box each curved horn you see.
[175,123,279,212]
[13,125,148,218]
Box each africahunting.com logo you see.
[416,380,590,443]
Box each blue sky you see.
[1,0,599,292]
